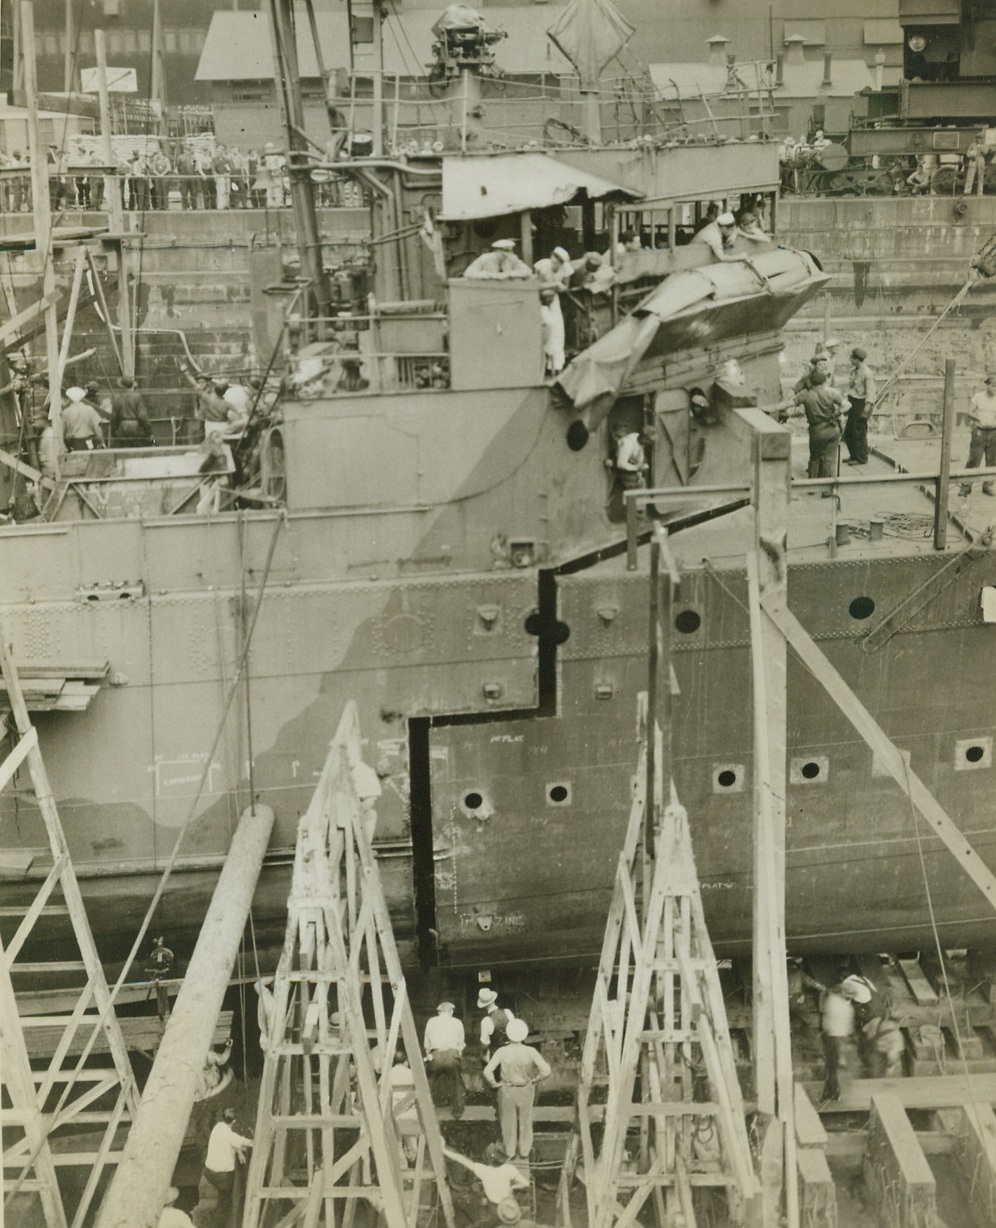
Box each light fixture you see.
[908,34,927,53]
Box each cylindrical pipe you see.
[95,805,275,1228]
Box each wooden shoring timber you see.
[865,1094,936,1228]
[758,594,996,915]
[0,624,140,1228]
[557,751,762,1228]
[241,702,455,1228]
[955,1102,996,1228]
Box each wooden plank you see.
[14,661,109,680]
[761,594,996,915]
[794,1083,827,1149]
[0,726,38,793]
[957,1103,996,1228]
[0,290,60,347]
[898,958,940,1006]
[0,447,55,491]
[803,1074,996,1112]
[866,1093,935,1228]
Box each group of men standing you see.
[422,989,551,1162]
[777,339,877,481]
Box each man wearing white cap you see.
[423,1001,466,1117]
[691,211,742,262]
[478,988,515,1060]
[62,387,104,450]
[483,1018,551,1160]
[534,246,573,291]
[463,239,533,280]
[157,1186,193,1227]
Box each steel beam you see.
[94,804,275,1228]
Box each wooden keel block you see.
[864,1093,936,1228]
[956,1103,996,1228]
[796,1148,837,1228]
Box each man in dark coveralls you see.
[778,369,845,483]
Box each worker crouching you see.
[483,1017,550,1161]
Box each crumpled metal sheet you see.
[556,247,829,417]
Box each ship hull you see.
[3,509,994,970]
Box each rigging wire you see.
[902,756,973,1080]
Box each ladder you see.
[0,626,140,1228]
[557,741,762,1228]
[241,701,456,1228]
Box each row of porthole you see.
[462,782,572,812]
[713,737,993,791]
[459,739,992,812]
[673,596,876,636]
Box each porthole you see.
[955,737,992,771]
[463,792,483,810]
[790,756,829,785]
[713,764,745,794]
[547,782,571,806]
[849,596,876,620]
[674,609,702,635]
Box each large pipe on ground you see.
[95,805,275,1228]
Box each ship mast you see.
[20,1,64,467]
[267,0,333,320]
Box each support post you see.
[94,805,275,1228]
[746,408,798,1228]
[934,358,956,550]
[21,2,64,463]
[95,29,131,378]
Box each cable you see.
[902,756,973,1080]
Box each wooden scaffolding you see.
[556,736,762,1228]
[241,701,456,1228]
[0,628,140,1228]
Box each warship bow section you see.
[2,143,993,976]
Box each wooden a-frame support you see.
[556,735,762,1228]
[0,626,140,1228]
[241,701,456,1228]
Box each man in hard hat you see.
[62,386,104,451]
[482,1018,551,1160]
[463,239,533,280]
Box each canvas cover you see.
[546,0,635,89]
[439,153,640,221]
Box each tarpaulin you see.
[556,247,828,421]
[432,4,486,37]
[546,0,635,89]
[439,153,640,221]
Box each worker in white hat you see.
[62,386,104,451]
[423,1001,466,1117]
[157,1187,194,1228]
[477,988,515,1060]
[691,210,743,262]
[482,1018,551,1160]
[463,239,532,280]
